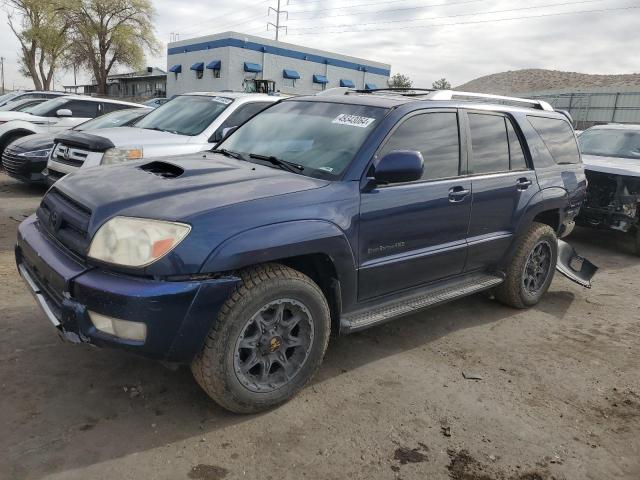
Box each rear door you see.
[463,110,538,271]
[358,109,472,300]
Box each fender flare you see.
[514,186,569,237]
[201,219,357,306]
[0,124,39,148]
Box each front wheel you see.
[191,263,331,414]
[495,222,558,309]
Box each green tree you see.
[432,78,452,90]
[5,0,72,90]
[68,0,159,95]
[388,73,413,89]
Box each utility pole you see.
[0,57,5,94]
[267,0,288,41]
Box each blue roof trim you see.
[244,62,262,73]
[313,74,329,84]
[283,69,300,79]
[340,79,355,88]
[364,83,377,90]
[169,64,182,73]
[167,38,390,77]
[206,60,221,70]
[190,62,204,71]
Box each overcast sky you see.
[1,0,639,91]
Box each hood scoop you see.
[139,161,184,179]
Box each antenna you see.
[267,0,288,41]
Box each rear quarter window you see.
[527,116,581,165]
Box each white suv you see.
[0,95,142,157]
[46,92,278,180]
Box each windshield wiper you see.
[212,148,244,160]
[248,153,304,174]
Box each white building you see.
[166,31,391,97]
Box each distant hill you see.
[456,69,640,94]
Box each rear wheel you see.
[191,263,330,413]
[496,222,558,309]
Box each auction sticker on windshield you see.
[332,114,376,128]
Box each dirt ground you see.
[0,171,638,480]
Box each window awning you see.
[340,79,355,88]
[169,64,182,73]
[244,62,262,73]
[206,60,221,70]
[313,74,329,84]
[190,62,204,72]
[283,69,300,80]
[364,82,377,90]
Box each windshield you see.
[135,95,233,136]
[219,100,388,179]
[0,92,19,106]
[75,108,146,131]
[579,128,640,160]
[25,97,69,116]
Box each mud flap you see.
[556,240,598,288]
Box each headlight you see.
[101,147,143,165]
[88,216,191,267]
[18,148,52,158]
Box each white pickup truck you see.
[46,92,278,182]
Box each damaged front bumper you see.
[556,240,598,288]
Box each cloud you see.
[1,0,638,90]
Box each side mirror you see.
[56,109,72,117]
[373,150,424,184]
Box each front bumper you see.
[16,215,240,363]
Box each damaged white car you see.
[577,124,640,254]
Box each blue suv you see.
[15,89,595,413]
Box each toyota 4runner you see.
[16,89,596,413]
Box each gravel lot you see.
[1,172,638,480]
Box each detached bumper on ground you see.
[15,215,239,363]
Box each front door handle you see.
[517,178,533,190]
[448,186,470,202]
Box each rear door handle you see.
[517,178,533,190]
[448,186,470,202]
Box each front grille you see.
[37,188,92,257]
[52,143,89,167]
[2,147,28,179]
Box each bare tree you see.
[5,0,72,90]
[68,0,159,95]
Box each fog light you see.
[89,311,147,341]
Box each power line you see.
[288,0,424,13]
[173,12,268,40]
[288,0,603,31]
[287,4,640,35]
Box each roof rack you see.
[425,90,554,111]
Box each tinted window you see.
[468,113,510,174]
[506,119,528,170]
[578,128,640,160]
[220,100,387,179]
[528,116,580,164]
[102,102,134,114]
[379,112,460,181]
[212,102,272,142]
[65,100,99,118]
[26,97,70,116]
[136,95,233,136]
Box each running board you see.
[341,273,504,333]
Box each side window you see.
[212,102,272,142]
[527,116,580,164]
[65,100,99,118]
[379,112,460,181]
[103,102,131,114]
[506,119,528,170]
[468,113,510,174]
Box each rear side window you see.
[65,100,99,118]
[527,116,580,164]
[506,120,528,170]
[379,112,460,181]
[103,102,134,114]
[468,113,510,174]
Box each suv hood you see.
[77,126,190,148]
[10,132,56,151]
[54,153,329,227]
[582,154,640,178]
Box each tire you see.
[495,222,558,309]
[191,263,331,414]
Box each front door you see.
[358,110,472,300]
[462,110,538,271]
